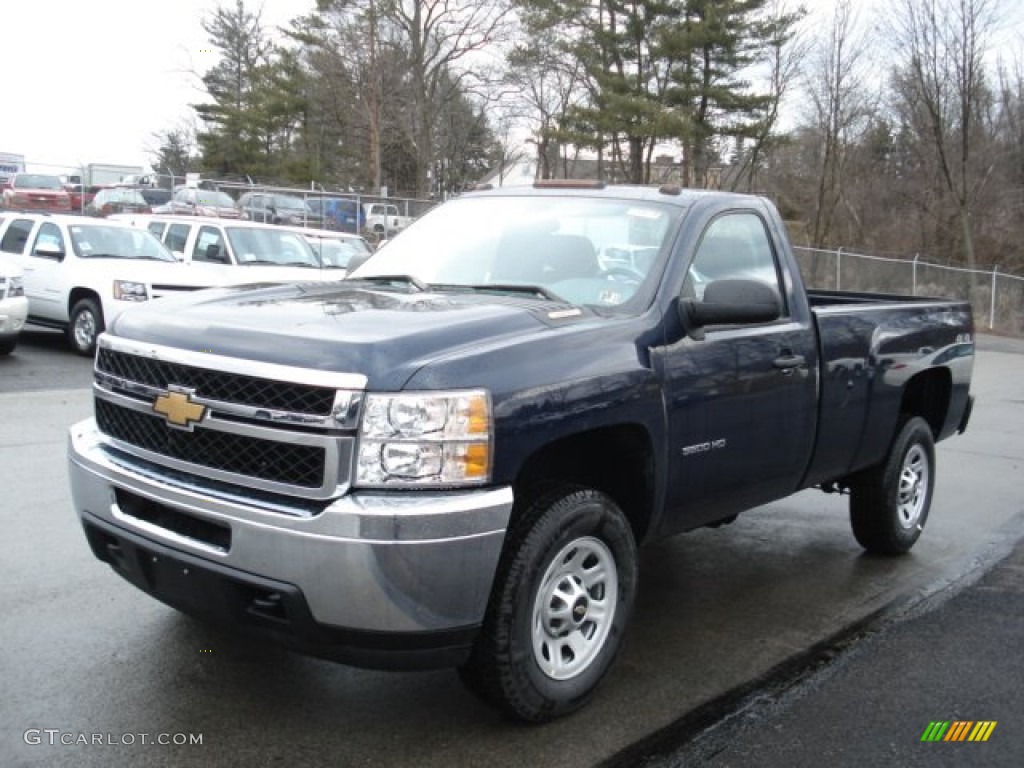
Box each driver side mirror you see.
[34,241,65,260]
[679,278,780,339]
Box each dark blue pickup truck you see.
[68,182,974,722]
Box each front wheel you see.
[68,298,104,356]
[850,415,935,555]
[459,487,637,722]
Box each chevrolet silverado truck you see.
[68,183,974,722]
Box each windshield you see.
[351,195,682,312]
[70,225,177,261]
[15,174,62,190]
[304,236,369,268]
[196,191,235,208]
[101,189,147,204]
[225,226,318,266]
[274,195,311,212]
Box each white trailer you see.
[84,163,145,187]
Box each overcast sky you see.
[7,0,310,174]
[5,0,1023,176]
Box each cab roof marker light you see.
[533,179,607,190]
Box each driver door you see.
[658,211,817,531]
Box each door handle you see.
[773,354,806,372]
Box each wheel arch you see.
[67,287,104,324]
[899,368,951,437]
[513,424,656,543]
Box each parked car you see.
[238,192,324,227]
[138,187,171,208]
[163,187,241,218]
[277,224,372,272]
[0,256,28,354]
[0,213,212,354]
[1,173,71,213]
[67,183,974,721]
[86,187,152,217]
[305,197,364,233]
[111,214,348,282]
[64,183,88,212]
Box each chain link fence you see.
[20,161,436,242]
[148,174,436,242]
[794,246,1024,336]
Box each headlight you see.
[112,280,149,301]
[8,276,23,297]
[356,390,492,487]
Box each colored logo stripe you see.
[944,721,973,741]
[968,722,997,742]
[921,722,949,742]
[921,721,996,742]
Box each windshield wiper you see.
[352,275,428,292]
[450,283,566,302]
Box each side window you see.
[684,212,785,313]
[31,222,65,257]
[0,219,34,254]
[192,226,226,263]
[165,223,190,253]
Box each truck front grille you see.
[91,340,363,500]
[95,399,325,488]
[97,348,336,415]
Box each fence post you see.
[836,247,843,291]
[912,253,919,295]
[990,266,998,330]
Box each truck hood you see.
[109,282,573,390]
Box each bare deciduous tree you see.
[890,0,1000,280]
[802,0,874,248]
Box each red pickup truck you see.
[1,173,71,212]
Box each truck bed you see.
[802,290,974,489]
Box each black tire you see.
[850,415,935,555]
[0,336,16,355]
[459,487,637,722]
[68,298,104,356]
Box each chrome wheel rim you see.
[74,310,96,351]
[531,536,617,681]
[897,444,929,529]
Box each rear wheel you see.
[68,298,104,356]
[850,416,935,555]
[459,487,637,722]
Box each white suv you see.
[112,214,353,281]
[0,254,28,355]
[0,213,212,355]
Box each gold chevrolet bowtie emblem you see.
[153,388,206,431]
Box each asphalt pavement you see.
[3,331,1022,767]
[608,521,1024,767]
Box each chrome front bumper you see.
[68,419,513,642]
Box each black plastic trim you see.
[80,512,479,670]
